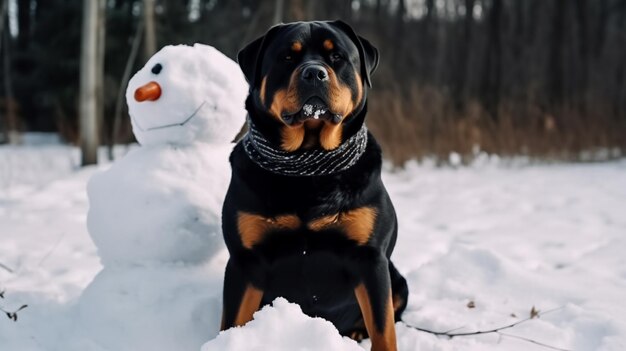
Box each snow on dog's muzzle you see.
[281,96,343,126]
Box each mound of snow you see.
[75,260,225,351]
[201,298,362,351]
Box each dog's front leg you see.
[220,258,264,330]
[354,255,397,351]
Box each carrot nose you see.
[134,81,162,102]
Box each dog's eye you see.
[330,53,343,63]
[284,54,293,61]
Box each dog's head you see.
[238,20,379,152]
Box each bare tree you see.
[548,0,566,107]
[0,0,8,143]
[79,0,106,166]
[3,0,625,163]
[143,0,156,60]
[575,0,589,111]
[2,20,20,144]
[452,0,475,108]
[482,0,503,121]
[0,0,6,47]
[110,16,144,161]
[273,0,284,24]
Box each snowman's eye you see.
[151,63,163,75]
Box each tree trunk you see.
[0,0,5,143]
[482,0,502,120]
[273,0,284,24]
[425,0,435,24]
[422,0,437,84]
[16,0,30,50]
[393,0,406,59]
[593,0,608,58]
[110,16,144,160]
[287,0,305,22]
[3,24,20,144]
[548,0,566,107]
[143,0,156,60]
[575,0,589,112]
[305,0,316,20]
[452,0,475,108]
[79,0,105,166]
[0,0,6,48]
[96,0,106,159]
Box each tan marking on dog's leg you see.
[392,293,404,313]
[341,207,378,245]
[234,284,264,326]
[237,212,268,249]
[354,284,397,351]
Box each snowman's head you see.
[126,44,248,146]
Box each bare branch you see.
[497,331,571,351]
[0,304,28,322]
[0,289,28,322]
[404,306,570,351]
[0,262,13,273]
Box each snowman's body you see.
[76,44,247,351]
[86,143,232,265]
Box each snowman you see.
[74,44,248,351]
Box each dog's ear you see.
[330,20,379,88]
[238,24,284,89]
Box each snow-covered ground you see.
[1,139,625,351]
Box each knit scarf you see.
[243,120,368,176]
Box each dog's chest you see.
[260,247,357,311]
[234,164,379,248]
[236,203,378,251]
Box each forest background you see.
[1,0,624,165]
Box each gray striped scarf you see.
[243,120,368,176]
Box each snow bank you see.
[75,258,226,351]
[201,298,362,351]
[2,141,626,350]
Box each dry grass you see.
[367,84,626,166]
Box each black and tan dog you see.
[220,20,408,351]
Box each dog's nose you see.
[301,65,329,83]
